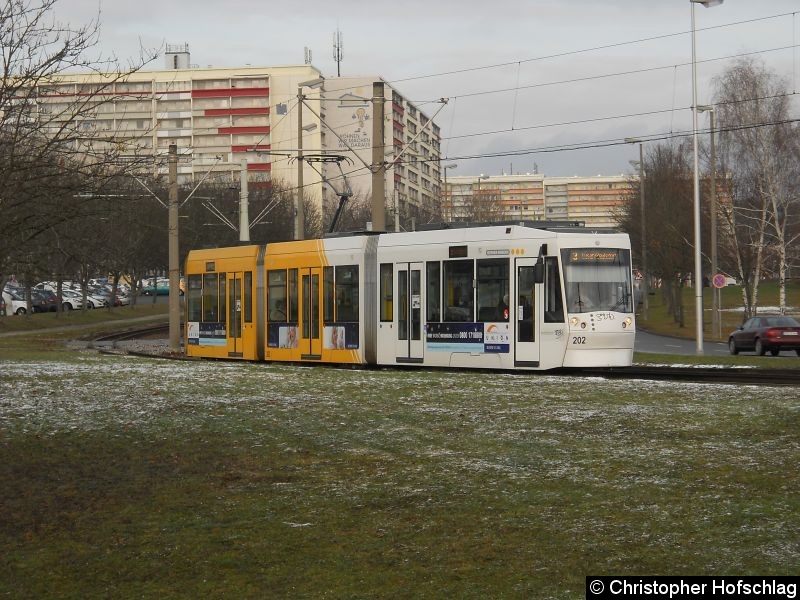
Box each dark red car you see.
[728,315,800,356]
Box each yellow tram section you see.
[263,239,362,365]
[186,240,362,365]
[184,244,261,361]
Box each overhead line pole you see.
[371,81,385,231]
[168,143,180,353]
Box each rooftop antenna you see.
[332,28,343,77]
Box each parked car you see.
[84,291,108,309]
[2,288,26,315]
[140,283,171,296]
[728,315,800,356]
[36,289,59,312]
[60,289,85,311]
[2,287,46,315]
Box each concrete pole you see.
[639,143,648,320]
[168,143,180,353]
[239,158,250,242]
[296,86,305,240]
[371,81,386,231]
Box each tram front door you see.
[515,258,540,367]
[300,267,322,359]
[395,262,424,363]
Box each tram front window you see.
[561,248,633,314]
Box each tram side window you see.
[187,275,202,321]
[379,263,392,322]
[335,265,359,322]
[324,266,335,322]
[476,259,509,322]
[544,257,564,323]
[203,273,220,322]
[268,270,287,322]
[244,271,253,323]
[426,261,440,322]
[288,269,298,322]
[443,260,473,322]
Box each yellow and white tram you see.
[185,223,635,370]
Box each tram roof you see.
[324,220,621,239]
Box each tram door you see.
[395,262,424,363]
[227,272,244,357]
[515,258,540,367]
[300,267,322,359]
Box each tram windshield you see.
[561,248,633,314]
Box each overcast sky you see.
[54,0,800,178]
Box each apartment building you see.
[444,173,632,229]
[36,46,440,220]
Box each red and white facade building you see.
[40,46,441,219]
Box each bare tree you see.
[618,141,695,326]
[713,57,800,315]
[0,0,157,288]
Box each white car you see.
[59,289,85,311]
[2,288,29,315]
[84,292,108,309]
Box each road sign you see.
[712,273,727,289]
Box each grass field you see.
[1,347,798,598]
[639,280,800,341]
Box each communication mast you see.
[332,29,343,77]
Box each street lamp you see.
[441,163,457,221]
[691,0,723,355]
[698,105,719,339]
[625,137,648,321]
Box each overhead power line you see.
[391,12,796,84]
[411,44,799,105]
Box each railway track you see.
[91,324,800,386]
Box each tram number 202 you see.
[571,336,587,345]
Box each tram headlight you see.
[623,317,633,329]
[570,317,579,326]
[580,322,586,329]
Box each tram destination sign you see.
[566,249,623,264]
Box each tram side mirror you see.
[533,259,545,284]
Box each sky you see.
[53,0,800,178]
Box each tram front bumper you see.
[562,331,635,368]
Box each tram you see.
[184,222,635,370]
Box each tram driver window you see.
[443,259,473,322]
[544,257,564,323]
[476,258,509,322]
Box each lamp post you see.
[625,138,648,320]
[698,105,719,339]
[690,0,723,355]
[442,163,457,221]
